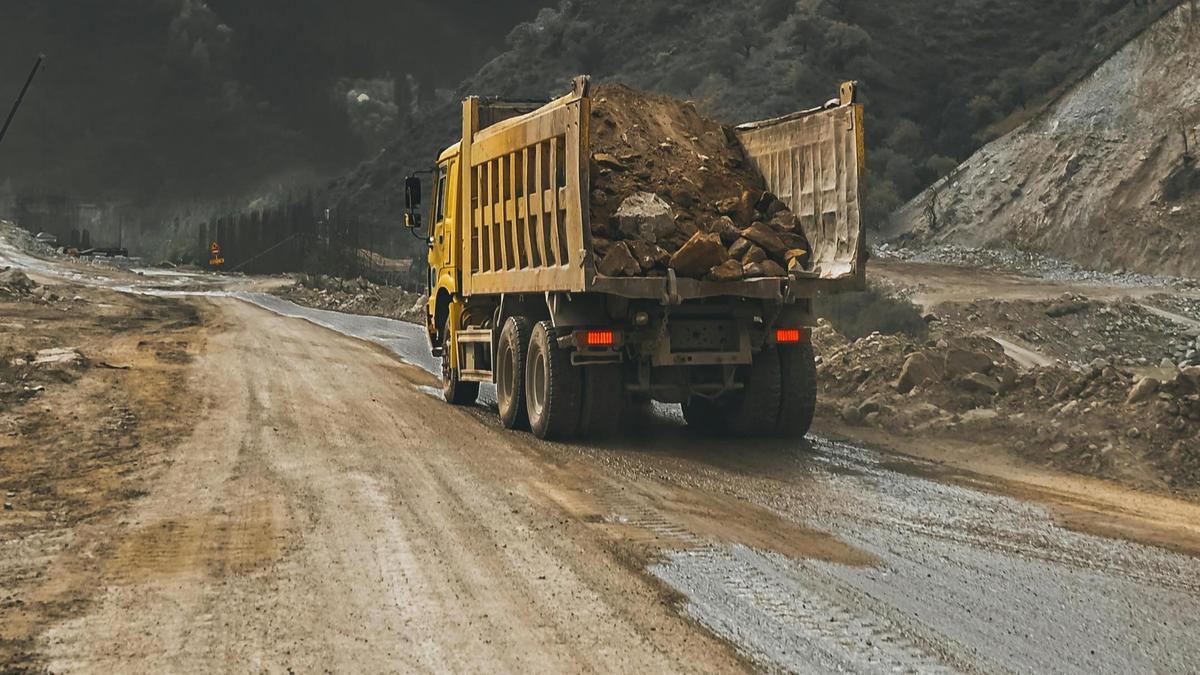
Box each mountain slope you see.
[886,2,1200,277]
[329,0,1178,260]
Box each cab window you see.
[433,165,449,224]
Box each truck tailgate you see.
[735,94,866,283]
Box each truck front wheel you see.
[525,321,582,440]
[776,343,817,438]
[441,335,479,406]
[497,316,533,430]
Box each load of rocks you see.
[587,84,811,281]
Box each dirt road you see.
[5,230,1200,673]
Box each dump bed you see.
[457,77,865,302]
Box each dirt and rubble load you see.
[587,84,811,281]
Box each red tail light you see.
[584,329,615,347]
[775,328,806,344]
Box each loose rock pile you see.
[587,84,811,281]
[0,267,58,302]
[274,275,427,324]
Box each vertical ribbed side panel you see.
[735,105,864,281]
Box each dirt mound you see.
[0,268,35,297]
[885,3,1200,279]
[587,84,810,280]
[813,305,1200,493]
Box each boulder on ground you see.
[957,372,1003,396]
[944,348,994,377]
[1175,366,1200,390]
[1126,377,1160,404]
[32,347,86,368]
[895,352,942,393]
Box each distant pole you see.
[0,55,45,149]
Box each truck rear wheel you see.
[497,316,533,430]
[726,348,783,437]
[579,364,626,438]
[441,335,479,406]
[776,343,817,438]
[525,321,582,440]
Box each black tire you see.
[776,343,817,438]
[525,321,582,440]
[682,397,725,435]
[497,316,533,430]
[726,347,783,437]
[579,364,626,439]
[441,334,479,406]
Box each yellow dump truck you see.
[405,76,865,440]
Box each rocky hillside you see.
[327,0,1176,261]
[886,2,1200,278]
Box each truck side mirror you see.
[404,176,422,210]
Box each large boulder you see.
[703,215,742,245]
[617,192,676,244]
[627,240,671,272]
[958,372,1003,396]
[707,259,745,283]
[1125,377,1160,404]
[758,260,786,278]
[944,348,994,377]
[895,352,942,394]
[741,245,768,265]
[741,223,788,259]
[597,241,641,276]
[669,232,729,279]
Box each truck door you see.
[428,162,454,290]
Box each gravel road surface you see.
[5,227,1200,673]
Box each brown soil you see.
[588,83,766,248]
[0,279,209,671]
[586,84,810,280]
[813,287,1200,495]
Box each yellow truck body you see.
[412,76,866,441]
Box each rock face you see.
[669,232,729,279]
[884,3,1200,278]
